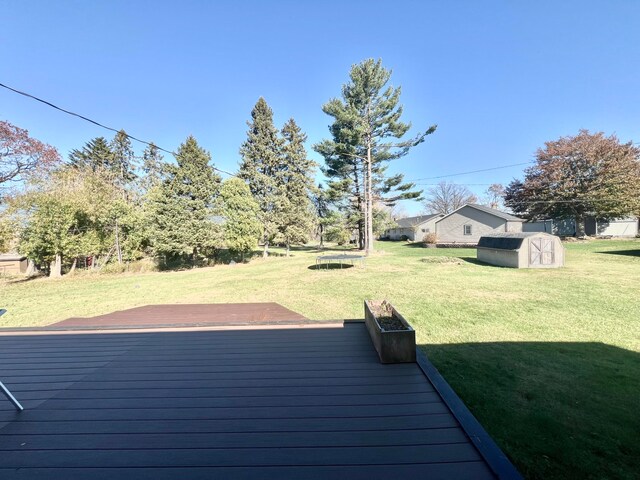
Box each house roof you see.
[436,204,524,223]
[395,214,442,228]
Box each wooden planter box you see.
[364,300,416,364]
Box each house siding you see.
[387,218,440,241]
[525,217,638,237]
[592,218,638,237]
[435,206,515,244]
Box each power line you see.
[0,81,236,177]
[413,183,494,186]
[409,161,535,182]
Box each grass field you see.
[1,239,639,479]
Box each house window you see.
[422,228,429,233]
[463,224,472,235]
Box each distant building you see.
[0,254,28,275]
[384,214,443,241]
[524,217,639,237]
[434,204,524,244]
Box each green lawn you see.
[1,239,639,479]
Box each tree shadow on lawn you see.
[596,249,640,258]
[420,341,639,480]
[1,275,43,285]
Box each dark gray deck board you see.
[0,323,498,479]
[0,463,495,480]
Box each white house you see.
[384,214,443,241]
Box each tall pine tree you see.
[314,59,436,254]
[219,177,262,261]
[150,136,221,264]
[140,142,165,192]
[68,137,114,173]
[275,119,316,256]
[110,130,137,187]
[238,98,284,257]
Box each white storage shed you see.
[476,232,564,268]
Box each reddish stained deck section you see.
[51,303,308,329]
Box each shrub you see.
[423,232,437,244]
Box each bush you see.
[423,232,437,244]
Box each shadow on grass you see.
[307,263,355,270]
[596,249,640,257]
[401,242,428,248]
[420,341,639,480]
[458,257,504,267]
[1,275,43,285]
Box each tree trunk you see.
[576,215,586,237]
[25,260,36,276]
[286,244,290,257]
[69,258,78,275]
[365,143,374,255]
[353,163,364,251]
[115,219,123,264]
[319,224,324,248]
[263,240,269,258]
[50,253,62,278]
[362,162,369,253]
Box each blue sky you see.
[2,1,639,214]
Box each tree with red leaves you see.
[505,130,640,236]
[0,120,60,186]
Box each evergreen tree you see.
[140,142,165,191]
[312,184,331,247]
[150,136,222,263]
[275,119,316,255]
[110,129,137,186]
[219,177,262,261]
[239,97,284,257]
[314,59,436,254]
[68,137,114,173]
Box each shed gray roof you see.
[477,232,554,250]
[0,253,26,261]
[395,214,442,228]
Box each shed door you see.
[530,238,554,265]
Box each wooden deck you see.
[49,303,308,329]
[0,322,505,479]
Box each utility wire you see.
[409,161,535,182]
[0,81,236,177]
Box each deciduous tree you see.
[504,130,640,236]
[423,181,477,214]
[0,120,60,187]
